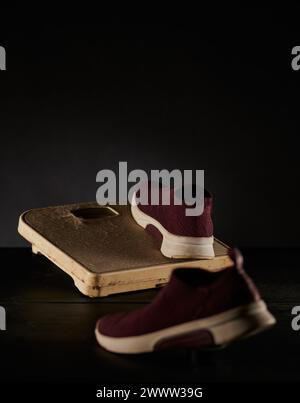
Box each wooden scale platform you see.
[18,203,232,297]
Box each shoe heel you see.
[210,307,276,345]
[161,237,215,259]
[131,203,215,259]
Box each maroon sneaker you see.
[131,183,214,259]
[95,249,275,354]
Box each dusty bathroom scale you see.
[18,203,232,297]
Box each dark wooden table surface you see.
[0,247,299,385]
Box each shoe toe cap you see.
[96,312,130,338]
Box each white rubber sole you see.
[95,300,276,354]
[131,201,215,259]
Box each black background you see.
[1,8,299,247]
